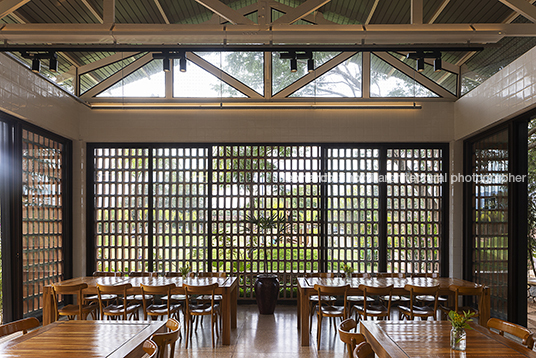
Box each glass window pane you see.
[97,60,165,97]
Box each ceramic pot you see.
[254,273,279,314]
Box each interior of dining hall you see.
[3,0,536,357]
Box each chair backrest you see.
[353,341,375,358]
[151,318,180,358]
[184,282,219,313]
[450,284,484,314]
[306,272,336,278]
[93,271,122,277]
[52,282,88,320]
[487,318,534,349]
[191,272,227,278]
[376,272,406,278]
[338,318,366,358]
[0,317,40,338]
[358,284,393,317]
[143,339,159,358]
[129,271,158,277]
[140,283,176,317]
[404,284,439,318]
[96,283,133,319]
[314,284,349,314]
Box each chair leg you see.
[211,314,215,348]
[317,312,322,347]
[185,313,191,349]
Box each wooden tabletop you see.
[360,321,536,358]
[52,275,233,289]
[0,320,165,358]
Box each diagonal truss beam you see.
[186,52,263,99]
[272,0,331,25]
[80,52,154,99]
[273,52,356,98]
[79,52,140,74]
[153,0,170,24]
[268,0,332,24]
[195,0,255,25]
[0,0,31,20]
[80,0,103,23]
[365,0,379,25]
[374,52,456,99]
[499,0,536,22]
[428,0,450,24]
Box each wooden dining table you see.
[0,320,165,357]
[296,276,490,346]
[360,320,536,358]
[42,275,238,345]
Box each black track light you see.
[434,57,442,72]
[31,58,41,73]
[49,56,58,73]
[307,58,314,72]
[163,58,171,72]
[290,58,297,72]
[179,57,187,72]
[417,57,425,72]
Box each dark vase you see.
[254,273,279,314]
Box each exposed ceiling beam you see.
[194,0,255,25]
[268,0,333,24]
[103,0,115,25]
[428,0,450,24]
[0,0,31,20]
[80,0,103,23]
[498,0,536,22]
[3,23,533,46]
[273,51,356,98]
[153,0,170,24]
[503,0,536,22]
[186,52,263,99]
[374,52,456,99]
[365,0,379,25]
[411,0,423,25]
[272,0,331,25]
[80,52,154,99]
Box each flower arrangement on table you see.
[340,263,354,279]
[178,265,191,278]
[448,310,475,350]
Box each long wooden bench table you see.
[297,276,490,346]
[42,276,238,345]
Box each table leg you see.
[42,286,55,325]
[299,286,310,346]
[222,288,232,345]
[296,286,301,330]
[480,286,491,328]
[231,283,237,329]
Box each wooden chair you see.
[338,318,366,358]
[351,284,393,321]
[314,283,349,347]
[0,317,39,338]
[411,272,447,306]
[140,283,182,321]
[353,341,375,358]
[127,271,156,302]
[52,282,97,321]
[451,284,484,318]
[487,317,535,349]
[306,273,337,328]
[96,283,140,320]
[376,272,409,306]
[399,284,439,321]
[184,282,221,348]
[346,273,374,313]
[143,339,159,358]
[85,271,122,318]
[151,318,181,358]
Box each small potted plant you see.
[448,310,475,351]
[341,263,354,280]
[179,265,191,279]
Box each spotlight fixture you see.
[163,58,171,72]
[417,57,425,72]
[49,54,58,73]
[290,58,297,72]
[31,58,41,73]
[179,56,187,72]
[307,58,314,72]
[434,57,442,72]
